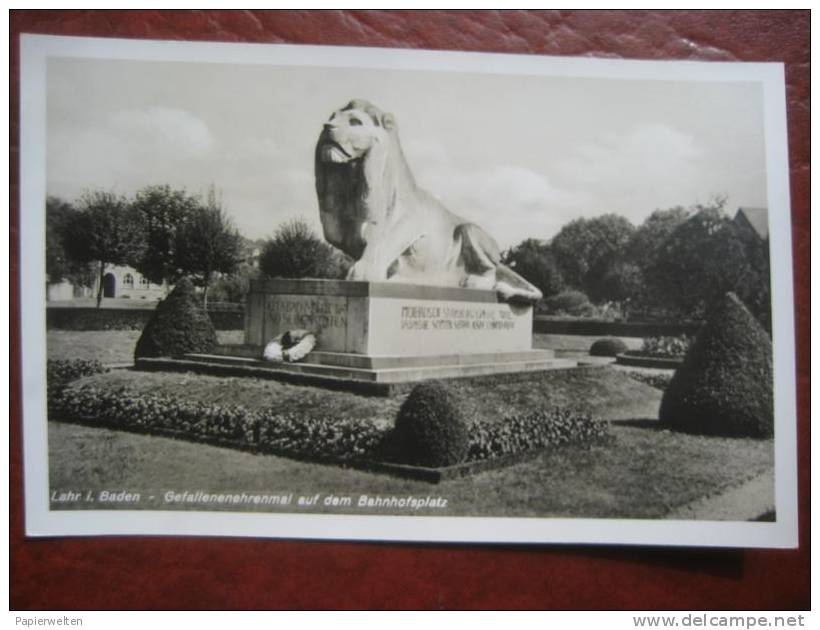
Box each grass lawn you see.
[47,420,773,519]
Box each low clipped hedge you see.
[47,308,152,331]
[46,306,243,331]
[634,335,692,359]
[48,361,611,470]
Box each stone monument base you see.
[139,279,578,393]
[183,344,574,385]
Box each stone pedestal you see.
[219,279,574,386]
[144,278,575,392]
[245,279,534,356]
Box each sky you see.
[47,56,768,249]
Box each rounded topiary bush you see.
[392,380,470,467]
[543,289,594,317]
[589,337,628,357]
[134,277,217,359]
[659,292,773,438]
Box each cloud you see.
[560,123,698,184]
[415,160,589,248]
[109,106,214,156]
[554,123,703,220]
[48,106,215,199]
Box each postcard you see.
[18,34,798,547]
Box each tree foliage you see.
[501,239,564,299]
[501,197,771,327]
[174,190,243,307]
[259,218,350,280]
[550,214,635,296]
[64,191,147,307]
[209,258,260,304]
[130,185,199,285]
[625,206,690,270]
[45,196,95,289]
[646,202,759,322]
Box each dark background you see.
[10,10,810,610]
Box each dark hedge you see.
[392,380,470,467]
[659,292,773,437]
[134,278,217,359]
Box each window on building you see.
[123,273,134,289]
[140,276,150,288]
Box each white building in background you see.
[95,264,167,301]
[47,264,167,302]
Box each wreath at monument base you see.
[263,329,317,363]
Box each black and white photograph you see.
[19,34,797,547]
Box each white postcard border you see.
[18,34,799,548]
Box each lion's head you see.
[316,99,396,164]
[315,99,407,260]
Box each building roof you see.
[734,207,769,240]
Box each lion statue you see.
[315,99,543,303]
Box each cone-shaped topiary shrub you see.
[392,380,470,467]
[659,292,773,437]
[134,277,217,359]
[590,337,628,357]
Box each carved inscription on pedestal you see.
[264,295,349,350]
[399,304,515,332]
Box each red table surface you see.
[9,10,810,610]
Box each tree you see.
[259,218,350,280]
[587,259,643,307]
[501,239,564,299]
[549,214,635,295]
[63,191,147,307]
[626,206,690,269]
[130,185,199,285]
[208,263,259,304]
[647,201,750,320]
[617,206,691,312]
[45,196,95,292]
[174,190,243,308]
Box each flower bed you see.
[49,360,611,479]
[47,359,108,410]
[635,335,692,359]
[614,335,691,368]
[468,408,609,461]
